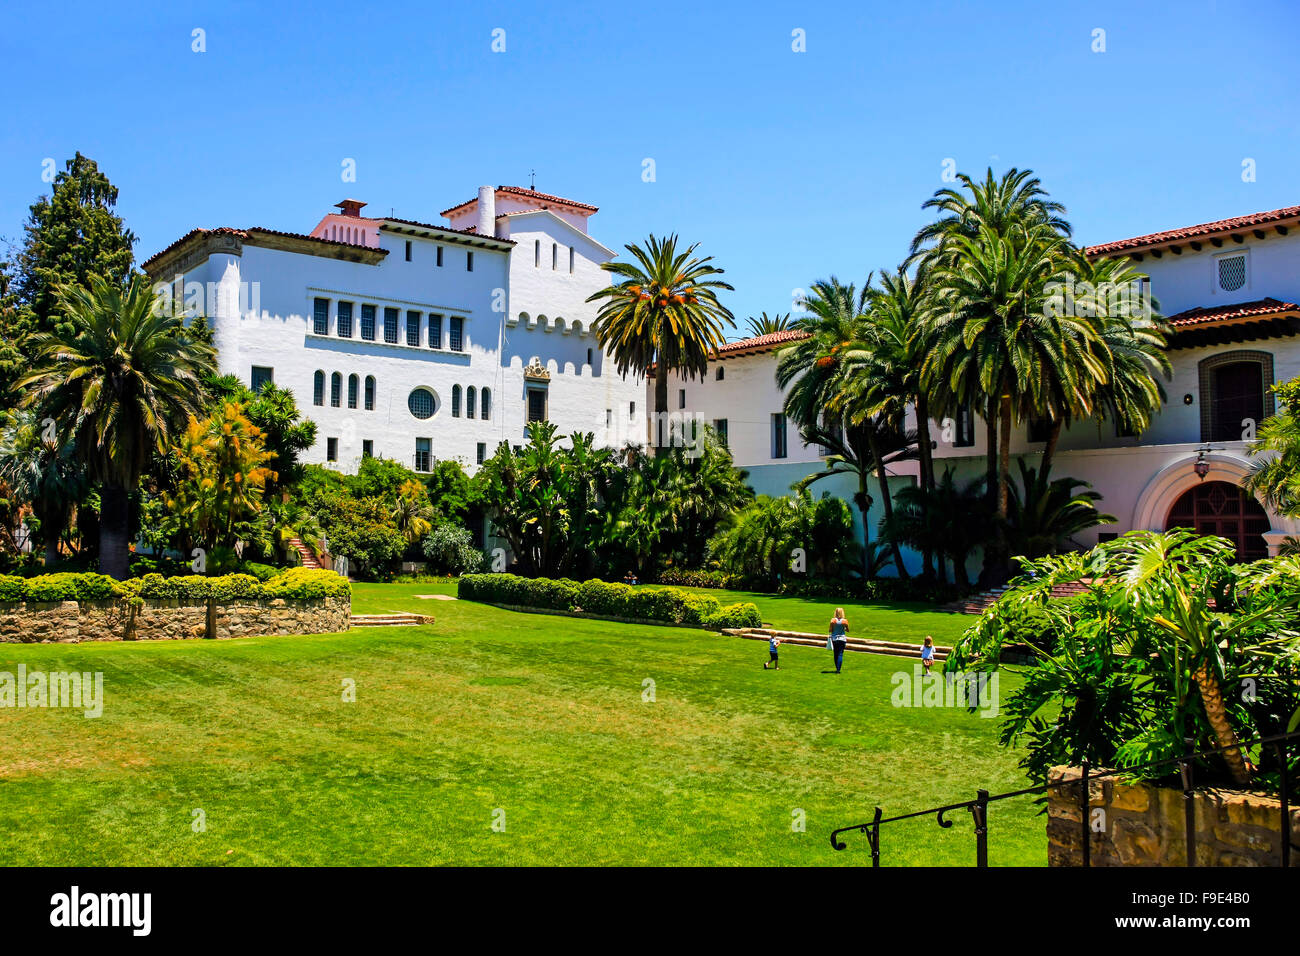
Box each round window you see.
[408,388,435,420]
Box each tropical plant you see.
[1246,375,1300,516]
[421,521,485,575]
[743,312,793,337]
[882,468,990,588]
[587,234,734,452]
[19,275,216,578]
[0,411,87,565]
[1004,459,1114,560]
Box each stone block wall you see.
[1048,765,1298,866]
[0,596,351,643]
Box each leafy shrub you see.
[123,573,263,601]
[459,573,760,629]
[22,572,123,602]
[0,576,29,602]
[259,567,351,600]
[237,561,282,582]
[654,569,742,589]
[420,522,487,575]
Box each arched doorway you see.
[1164,481,1269,561]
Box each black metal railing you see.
[831,729,1299,867]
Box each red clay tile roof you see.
[714,328,810,358]
[440,186,598,218]
[1085,205,1300,257]
[1166,297,1300,329]
[142,226,384,271]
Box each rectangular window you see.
[605,409,612,428]
[954,404,975,448]
[569,248,575,274]
[384,307,399,344]
[361,304,376,340]
[552,244,558,270]
[404,240,412,262]
[406,310,421,347]
[476,442,486,465]
[716,366,725,381]
[629,401,636,419]
[771,414,788,459]
[535,240,540,267]
[466,251,474,272]
[313,298,329,336]
[714,418,729,448]
[1027,417,1053,444]
[415,437,431,473]
[250,366,273,393]
[527,388,547,423]
[326,437,338,462]
[428,314,443,349]
[436,246,443,267]
[449,316,464,352]
[362,439,373,459]
[678,388,686,410]
[336,301,353,338]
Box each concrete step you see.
[350,613,434,627]
[732,629,950,661]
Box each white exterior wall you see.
[157,203,645,475]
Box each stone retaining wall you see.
[1048,765,1298,866]
[0,596,351,643]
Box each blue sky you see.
[1,0,1297,336]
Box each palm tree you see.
[1005,459,1115,559]
[19,275,216,578]
[0,410,87,566]
[1246,375,1300,514]
[587,234,734,454]
[743,312,793,337]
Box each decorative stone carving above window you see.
[523,358,551,383]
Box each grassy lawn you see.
[0,582,1042,866]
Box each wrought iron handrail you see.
[830,728,1299,867]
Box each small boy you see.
[763,635,781,670]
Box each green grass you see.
[0,583,1042,866]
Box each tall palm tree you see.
[587,234,734,454]
[743,312,793,337]
[19,275,216,578]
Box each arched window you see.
[535,240,540,267]
[466,386,477,419]
[330,372,342,408]
[452,385,462,418]
[347,374,359,409]
[1198,350,1274,442]
[364,375,376,411]
[480,388,491,421]
[313,370,325,406]
[552,242,558,270]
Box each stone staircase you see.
[727,627,951,662]
[350,613,433,628]
[289,537,323,570]
[938,579,1091,615]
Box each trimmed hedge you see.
[0,568,349,604]
[458,573,761,630]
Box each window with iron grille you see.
[428,314,442,349]
[408,388,435,420]
[476,442,486,465]
[364,376,375,411]
[527,388,547,423]
[480,388,491,421]
[384,307,399,344]
[347,374,359,409]
[361,304,376,340]
[313,298,329,335]
[406,310,421,347]
[466,386,477,420]
[1218,254,1247,292]
[452,385,462,418]
[330,372,342,408]
[337,301,353,338]
[313,371,325,406]
[415,438,431,473]
[449,317,463,352]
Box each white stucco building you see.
[143,185,646,475]
[661,203,1300,567]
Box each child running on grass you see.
[763,634,781,670]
